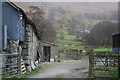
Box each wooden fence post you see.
[76,50,79,60]
[118,51,120,78]
[89,50,93,77]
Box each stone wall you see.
[8,40,19,53]
[22,24,39,71]
[2,24,39,71]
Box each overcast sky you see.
[9,0,119,2]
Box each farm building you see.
[0,1,26,50]
[38,41,59,62]
[0,0,40,78]
[112,33,120,52]
[0,0,59,79]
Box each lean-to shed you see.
[38,41,59,62]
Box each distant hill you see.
[14,2,118,30]
[15,2,118,16]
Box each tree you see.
[26,6,56,42]
[84,21,118,46]
[42,20,57,42]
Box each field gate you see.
[89,51,119,78]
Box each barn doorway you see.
[44,46,51,62]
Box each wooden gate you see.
[67,49,82,60]
[89,51,118,78]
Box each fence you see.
[0,53,21,79]
[89,51,118,78]
[66,49,83,60]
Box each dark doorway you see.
[44,46,51,62]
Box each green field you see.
[57,27,112,52]
[57,39,86,50]
[57,34,76,40]
[57,27,86,50]
[93,48,112,52]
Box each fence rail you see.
[0,53,20,79]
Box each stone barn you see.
[0,0,40,74]
[0,1,59,79]
[0,0,34,77]
[38,41,59,62]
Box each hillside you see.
[15,2,118,31]
[15,2,117,15]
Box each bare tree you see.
[26,6,56,42]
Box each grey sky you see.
[9,0,119,2]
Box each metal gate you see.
[0,53,20,79]
[89,51,118,78]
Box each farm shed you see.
[0,0,41,78]
[38,41,59,62]
[112,33,120,52]
[112,33,120,77]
